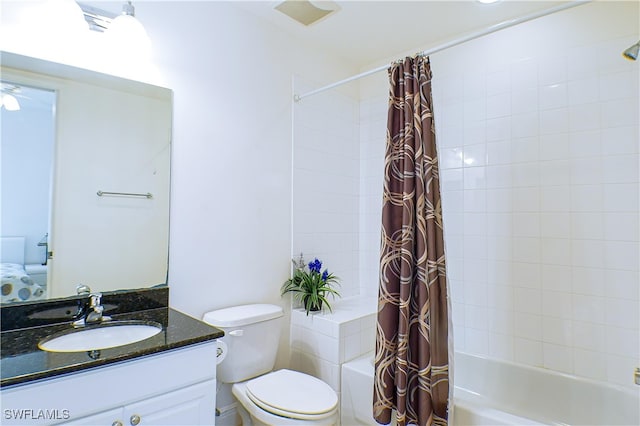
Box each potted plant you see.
[281,256,340,315]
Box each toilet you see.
[24,264,47,287]
[203,304,339,426]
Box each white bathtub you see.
[341,352,640,425]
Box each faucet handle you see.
[76,284,91,295]
[89,293,102,309]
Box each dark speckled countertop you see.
[0,287,224,388]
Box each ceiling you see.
[232,0,573,69]
[84,0,576,70]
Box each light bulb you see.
[33,0,88,40]
[0,0,88,66]
[107,3,151,61]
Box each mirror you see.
[0,52,172,303]
[1,82,55,303]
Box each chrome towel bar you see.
[97,190,153,199]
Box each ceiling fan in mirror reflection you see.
[0,85,21,111]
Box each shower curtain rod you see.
[293,0,591,102]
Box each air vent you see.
[274,0,339,26]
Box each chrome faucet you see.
[73,292,111,327]
[86,293,104,324]
[76,284,91,295]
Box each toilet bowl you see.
[232,369,338,425]
[202,304,339,426]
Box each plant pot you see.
[303,295,322,312]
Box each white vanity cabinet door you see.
[58,407,124,425]
[59,380,215,426]
[123,379,215,425]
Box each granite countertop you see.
[0,287,224,388]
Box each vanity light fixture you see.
[106,1,151,58]
[477,0,502,4]
[111,1,143,31]
[77,2,117,32]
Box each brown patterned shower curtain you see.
[373,56,449,426]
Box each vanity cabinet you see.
[61,380,215,425]
[1,342,217,426]
[59,408,123,425]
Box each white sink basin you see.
[38,321,162,353]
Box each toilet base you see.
[235,403,254,426]
[232,381,338,426]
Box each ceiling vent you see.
[274,0,339,26]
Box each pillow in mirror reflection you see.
[1,263,46,303]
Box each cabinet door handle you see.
[112,421,123,426]
[130,414,141,425]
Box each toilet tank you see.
[203,304,283,384]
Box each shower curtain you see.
[373,55,449,426]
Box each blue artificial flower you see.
[322,270,329,281]
[308,258,322,273]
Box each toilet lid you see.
[246,369,338,420]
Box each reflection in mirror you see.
[1,82,55,303]
[0,52,172,303]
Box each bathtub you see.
[341,352,640,425]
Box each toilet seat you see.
[245,369,338,421]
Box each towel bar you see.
[97,190,153,199]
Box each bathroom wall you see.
[143,2,358,322]
[292,79,360,299]
[1,1,359,368]
[358,84,388,298]
[137,2,364,374]
[358,1,639,388]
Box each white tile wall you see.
[292,80,380,395]
[357,2,639,389]
[292,78,361,298]
[289,296,377,392]
[359,92,387,298]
